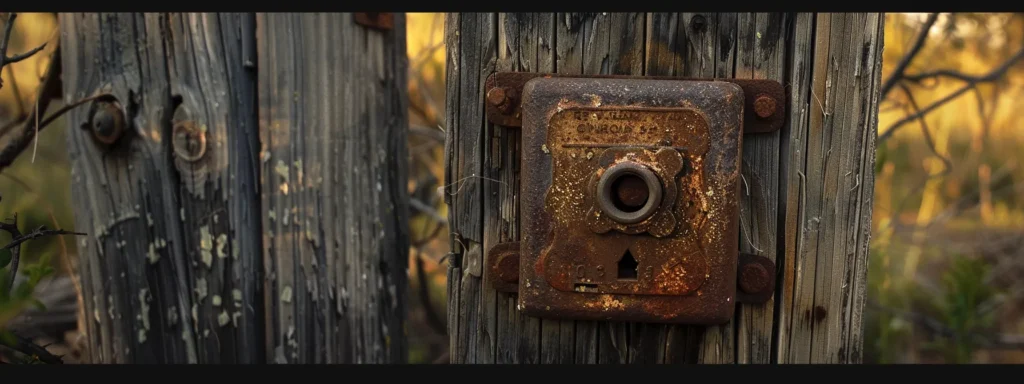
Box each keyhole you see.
[617,250,639,280]
[611,174,649,212]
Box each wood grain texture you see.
[60,12,410,364]
[59,13,261,363]
[446,12,882,364]
[778,13,883,363]
[257,13,410,364]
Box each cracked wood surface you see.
[60,12,409,363]
[444,12,882,364]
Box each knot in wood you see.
[89,101,125,145]
[172,121,207,162]
[690,15,707,33]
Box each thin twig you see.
[899,83,951,178]
[0,48,59,174]
[410,125,445,143]
[879,46,1024,142]
[2,226,87,252]
[0,218,86,293]
[0,58,115,175]
[410,198,448,225]
[0,331,63,364]
[0,13,48,91]
[879,13,940,100]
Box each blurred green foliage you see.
[923,255,999,363]
[867,13,1024,364]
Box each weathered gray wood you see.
[778,13,883,363]
[60,12,410,364]
[733,12,785,364]
[446,12,881,364]
[491,12,554,364]
[59,13,261,363]
[256,13,410,364]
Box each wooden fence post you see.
[58,12,409,363]
[443,12,882,364]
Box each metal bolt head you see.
[487,87,507,107]
[753,95,777,119]
[90,101,125,145]
[739,262,769,294]
[496,253,519,283]
[172,121,207,162]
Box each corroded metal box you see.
[516,77,745,324]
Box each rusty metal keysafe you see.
[483,73,783,325]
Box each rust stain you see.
[483,72,786,134]
[516,77,744,324]
[354,13,394,31]
[815,305,827,322]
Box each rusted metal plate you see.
[354,13,394,30]
[484,72,785,134]
[517,77,744,325]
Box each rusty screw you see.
[89,101,126,145]
[488,87,516,113]
[496,252,519,283]
[487,87,506,106]
[739,262,769,294]
[753,95,777,119]
[172,121,207,162]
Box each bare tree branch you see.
[0,53,113,175]
[4,43,45,65]
[0,215,86,293]
[899,83,952,178]
[0,13,48,91]
[0,48,59,174]
[878,46,1024,143]
[2,226,86,252]
[879,12,941,100]
[410,198,448,225]
[410,125,445,143]
[0,331,64,364]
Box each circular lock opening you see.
[610,174,649,212]
[597,162,663,224]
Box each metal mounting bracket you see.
[354,13,394,31]
[480,73,783,324]
[486,242,777,305]
[484,72,786,134]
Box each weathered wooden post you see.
[444,12,882,363]
[59,12,409,363]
